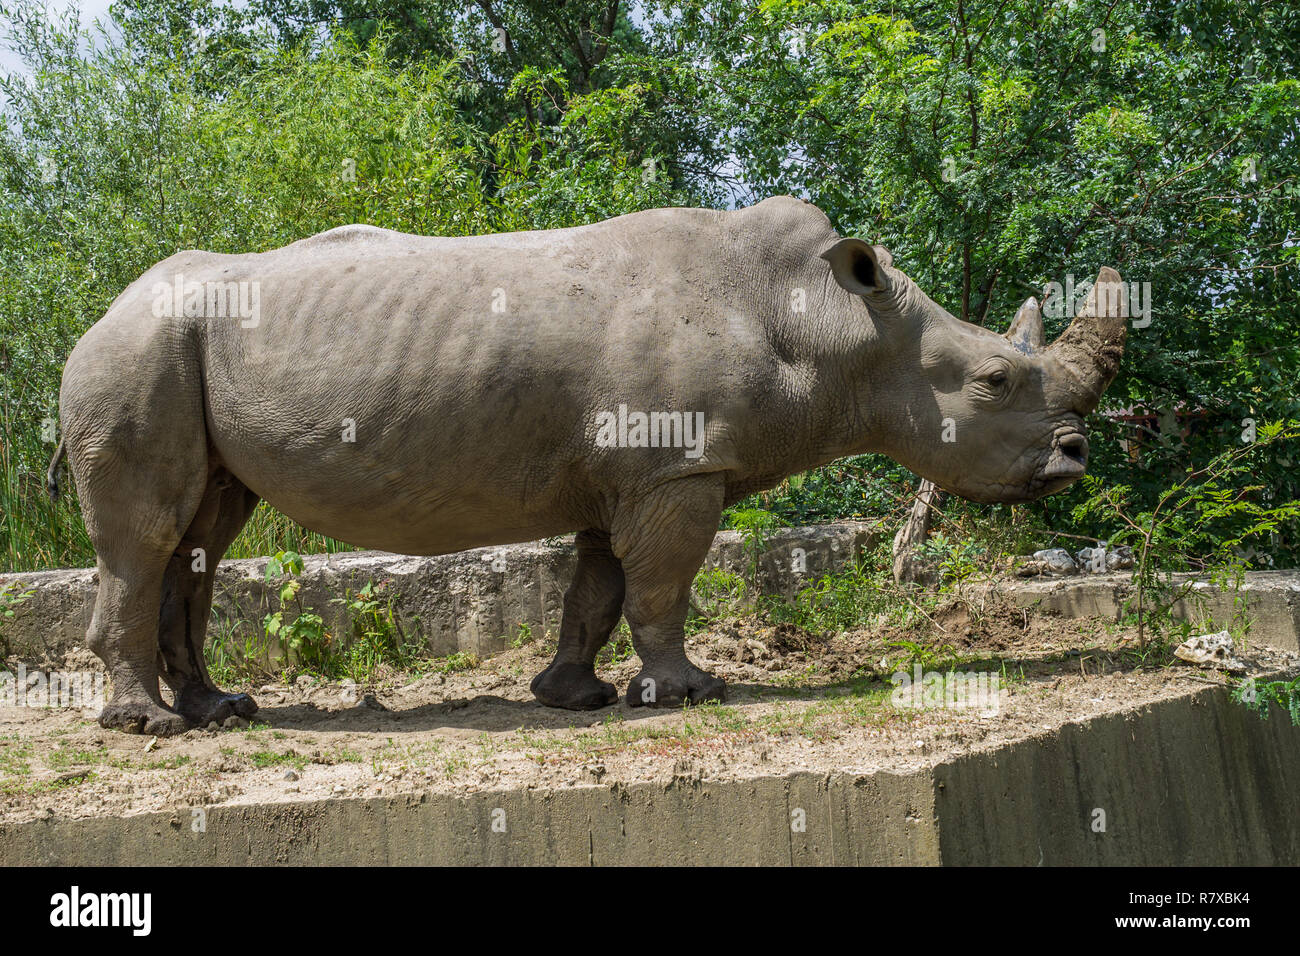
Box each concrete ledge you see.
[1001,570,1300,653]
[3,681,1295,865]
[0,522,880,661]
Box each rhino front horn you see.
[1048,266,1128,409]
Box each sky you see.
[0,0,117,78]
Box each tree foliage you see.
[0,0,1295,571]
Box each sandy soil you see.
[2,597,1295,824]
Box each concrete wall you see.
[935,682,1300,864]
[0,522,880,661]
[1001,570,1300,653]
[4,526,1298,662]
[3,682,1296,866]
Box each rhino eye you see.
[987,369,1008,387]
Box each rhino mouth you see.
[937,426,1091,504]
[1029,429,1089,498]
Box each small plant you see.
[689,566,747,626]
[511,622,534,648]
[248,749,308,770]
[763,543,912,634]
[205,613,272,686]
[262,551,332,676]
[597,622,635,666]
[0,580,33,617]
[1233,676,1300,726]
[726,507,787,590]
[882,638,959,674]
[436,651,479,673]
[917,532,984,596]
[1073,421,1300,647]
[331,580,421,682]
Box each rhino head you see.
[822,239,1127,504]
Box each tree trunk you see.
[892,478,944,585]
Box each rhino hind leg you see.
[86,559,192,737]
[75,440,211,736]
[157,470,261,727]
[530,529,624,710]
[615,474,727,708]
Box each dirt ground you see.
[2,597,1296,824]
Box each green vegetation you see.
[246,749,310,770]
[1234,676,1300,727]
[261,551,331,674]
[0,0,1293,573]
[1073,422,1300,645]
[207,556,439,684]
[330,581,427,678]
[0,580,34,655]
[434,651,481,674]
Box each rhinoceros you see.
[48,196,1126,734]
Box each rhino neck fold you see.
[791,301,898,468]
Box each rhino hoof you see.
[175,686,259,727]
[98,700,191,737]
[530,662,618,710]
[625,667,726,708]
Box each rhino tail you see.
[46,439,66,503]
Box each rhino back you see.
[116,200,841,551]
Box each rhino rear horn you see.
[1048,266,1128,409]
[1004,296,1045,354]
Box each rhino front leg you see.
[157,472,261,726]
[530,529,624,710]
[615,474,727,708]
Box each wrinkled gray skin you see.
[51,196,1126,734]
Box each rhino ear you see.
[1004,296,1045,354]
[821,238,893,296]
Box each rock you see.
[1174,630,1246,674]
[1075,547,1104,572]
[144,736,158,753]
[1074,544,1135,573]
[1031,549,1078,574]
[206,721,221,731]
[282,769,299,782]
[1106,545,1135,570]
[223,715,249,729]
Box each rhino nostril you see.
[1058,433,1088,464]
